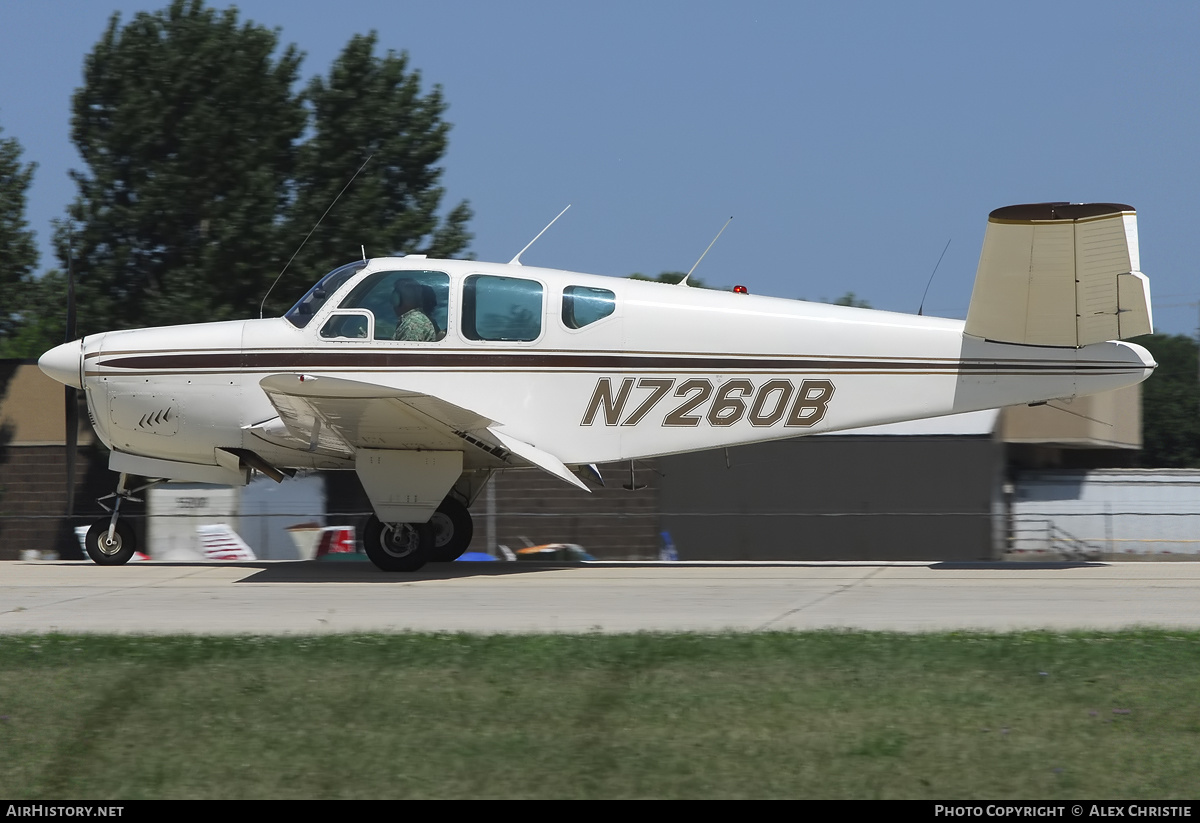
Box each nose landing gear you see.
[83,473,157,565]
[84,519,136,565]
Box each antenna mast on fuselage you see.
[509,205,571,266]
[679,216,732,286]
[258,153,374,318]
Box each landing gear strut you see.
[84,472,155,565]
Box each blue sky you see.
[1,1,1198,335]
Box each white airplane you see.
[39,202,1156,571]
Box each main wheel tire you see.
[362,515,433,572]
[85,519,137,565]
[429,497,474,562]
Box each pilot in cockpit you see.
[392,278,437,342]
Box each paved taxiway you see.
[3,560,1200,634]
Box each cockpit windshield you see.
[283,261,368,328]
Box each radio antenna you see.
[679,216,732,286]
[1047,401,1113,427]
[510,205,571,265]
[917,238,951,316]
[259,153,374,318]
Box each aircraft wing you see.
[257,373,497,453]
[254,374,589,490]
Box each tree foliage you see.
[63,0,304,332]
[796,291,873,307]
[276,32,471,313]
[831,291,871,308]
[0,120,39,356]
[52,0,471,333]
[1138,333,1200,468]
[0,270,69,360]
[628,271,710,288]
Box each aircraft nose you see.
[39,339,84,389]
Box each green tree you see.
[57,3,473,329]
[1138,333,1200,468]
[0,120,39,357]
[629,271,711,288]
[276,32,472,311]
[61,0,306,332]
[798,291,873,307]
[0,270,69,360]
[832,291,871,308]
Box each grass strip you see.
[1,630,1198,799]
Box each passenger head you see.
[420,283,437,315]
[393,279,423,314]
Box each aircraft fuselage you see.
[42,256,1154,487]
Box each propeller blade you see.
[65,386,77,518]
[65,231,76,343]
[64,227,77,520]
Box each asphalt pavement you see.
[3,559,1199,634]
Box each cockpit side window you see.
[337,270,449,341]
[562,286,616,329]
[283,261,368,328]
[462,275,544,342]
[319,311,371,340]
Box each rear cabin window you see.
[562,286,616,329]
[462,275,543,342]
[336,270,449,341]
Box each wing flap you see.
[489,428,591,492]
[258,387,355,456]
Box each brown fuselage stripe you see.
[91,351,1140,374]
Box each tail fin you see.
[964,202,1153,347]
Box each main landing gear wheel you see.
[362,515,434,572]
[429,497,474,562]
[84,519,136,565]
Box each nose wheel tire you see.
[84,519,137,565]
[429,498,474,562]
[362,515,433,572]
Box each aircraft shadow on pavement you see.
[38,559,1108,582]
[232,560,880,584]
[235,560,595,583]
[29,559,561,583]
[39,559,1112,583]
[929,561,1109,570]
[235,559,1029,583]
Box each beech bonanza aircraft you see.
[39,202,1155,571]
